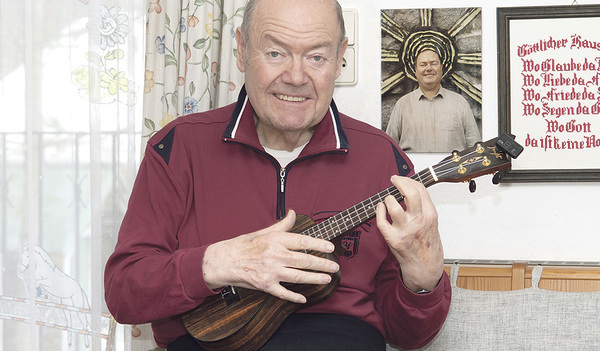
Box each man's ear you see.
[235,27,246,73]
[335,37,349,79]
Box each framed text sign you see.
[498,5,600,182]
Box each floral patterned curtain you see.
[0,0,144,350]
[142,0,246,145]
[128,1,247,349]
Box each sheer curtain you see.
[0,0,247,349]
[0,0,144,350]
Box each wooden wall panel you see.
[444,263,600,292]
[526,266,600,292]
[444,264,513,291]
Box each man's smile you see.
[275,93,308,102]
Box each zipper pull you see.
[279,168,286,193]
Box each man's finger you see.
[390,175,424,212]
[268,209,296,232]
[267,284,307,304]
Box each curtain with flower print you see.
[142,0,246,145]
[0,0,144,350]
[128,1,247,350]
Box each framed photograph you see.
[381,8,482,153]
[498,5,600,182]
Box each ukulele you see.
[181,134,523,351]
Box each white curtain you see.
[0,0,145,350]
[0,0,248,349]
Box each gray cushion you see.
[388,265,600,351]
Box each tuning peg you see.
[492,172,502,185]
[469,179,477,193]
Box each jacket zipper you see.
[277,167,286,219]
[276,153,345,219]
[223,139,345,220]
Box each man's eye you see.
[312,56,323,62]
[268,52,281,58]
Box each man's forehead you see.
[417,50,440,62]
[250,7,340,45]
[262,33,335,50]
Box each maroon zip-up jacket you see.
[104,86,451,349]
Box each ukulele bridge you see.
[221,286,241,306]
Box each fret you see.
[300,136,515,242]
[303,171,426,240]
[303,185,400,240]
[413,171,423,184]
[412,169,429,186]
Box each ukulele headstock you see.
[431,134,523,184]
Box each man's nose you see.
[282,56,307,86]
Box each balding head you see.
[241,0,346,53]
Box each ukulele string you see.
[423,145,496,184]
[411,150,481,187]
[301,192,384,241]
[301,147,490,241]
[429,148,484,178]
[433,149,493,180]
[302,184,407,241]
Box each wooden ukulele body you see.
[181,214,341,351]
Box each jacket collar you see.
[222,85,349,155]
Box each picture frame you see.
[381,7,482,153]
[498,5,600,182]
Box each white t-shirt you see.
[263,142,308,168]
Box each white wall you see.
[334,0,600,263]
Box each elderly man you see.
[104,0,451,350]
[386,49,481,153]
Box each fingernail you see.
[323,275,332,284]
[326,243,334,251]
[330,262,339,271]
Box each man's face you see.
[236,0,347,135]
[415,50,443,91]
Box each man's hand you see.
[202,210,340,304]
[375,175,444,293]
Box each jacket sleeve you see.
[375,252,451,349]
[104,141,218,325]
[376,141,452,349]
